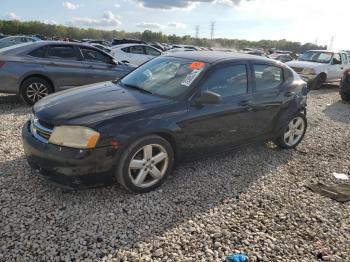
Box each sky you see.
[0,0,349,50]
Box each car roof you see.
[113,43,147,48]
[163,51,272,63]
[0,41,113,56]
[307,50,346,53]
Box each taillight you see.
[0,60,5,68]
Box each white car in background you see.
[110,44,162,66]
[287,50,349,89]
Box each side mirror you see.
[194,91,221,105]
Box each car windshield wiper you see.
[121,82,153,95]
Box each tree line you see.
[0,20,326,53]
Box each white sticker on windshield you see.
[181,69,202,87]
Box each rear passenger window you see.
[284,68,294,82]
[47,45,78,60]
[145,46,161,56]
[80,47,110,63]
[121,47,130,53]
[129,45,145,55]
[254,65,283,91]
[201,64,248,98]
[29,46,47,58]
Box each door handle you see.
[284,91,296,97]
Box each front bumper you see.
[22,121,118,189]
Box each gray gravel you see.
[0,87,350,261]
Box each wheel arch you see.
[20,74,55,92]
[117,130,180,165]
[153,131,179,164]
[318,71,327,82]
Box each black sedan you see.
[340,69,350,101]
[22,52,308,193]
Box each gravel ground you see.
[0,87,349,262]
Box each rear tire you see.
[116,135,174,193]
[340,93,350,102]
[309,74,326,90]
[20,77,53,105]
[274,113,307,149]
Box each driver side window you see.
[201,64,248,98]
[333,53,341,64]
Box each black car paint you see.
[340,71,350,96]
[23,54,307,188]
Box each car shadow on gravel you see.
[0,93,23,105]
[323,99,350,124]
[0,142,296,259]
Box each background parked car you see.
[111,38,146,46]
[111,43,162,65]
[269,53,293,63]
[86,40,111,47]
[287,50,350,89]
[90,43,112,53]
[0,35,40,49]
[0,41,135,105]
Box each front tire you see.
[116,135,174,193]
[274,113,307,149]
[20,77,53,105]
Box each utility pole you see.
[195,25,199,39]
[210,21,215,40]
[329,36,334,50]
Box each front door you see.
[179,63,257,157]
[328,53,344,81]
[79,46,128,83]
[44,44,89,90]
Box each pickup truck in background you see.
[286,50,349,89]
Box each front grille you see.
[30,115,53,143]
[291,67,304,73]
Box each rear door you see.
[78,46,128,82]
[250,63,288,136]
[45,44,90,89]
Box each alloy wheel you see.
[26,83,49,103]
[128,144,169,188]
[284,116,306,147]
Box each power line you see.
[210,21,215,40]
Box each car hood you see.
[286,60,325,69]
[34,81,171,126]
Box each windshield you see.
[120,57,206,98]
[298,51,333,63]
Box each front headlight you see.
[302,68,316,75]
[49,126,100,149]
